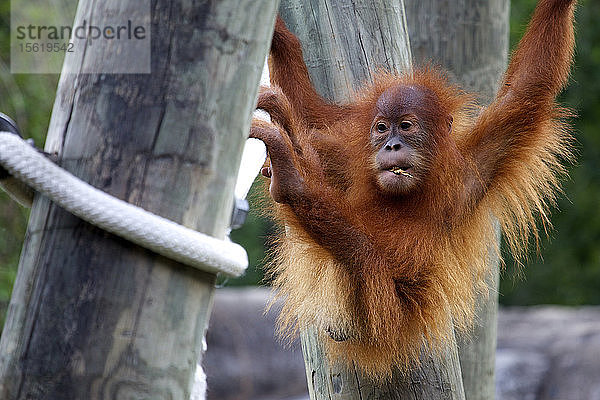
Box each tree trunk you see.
[0,1,277,399]
[279,1,464,399]
[404,2,510,399]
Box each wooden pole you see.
[279,1,464,399]
[0,1,278,398]
[404,2,510,399]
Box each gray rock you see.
[495,349,549,400]
[203,288,306,400]
[497,306,600,400]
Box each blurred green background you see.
[0,0,598,328]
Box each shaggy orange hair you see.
[253,0,576,378]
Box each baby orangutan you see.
[250,0,576,378]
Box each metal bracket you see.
[230,197,250,230]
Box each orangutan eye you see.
[376,122,388,133]
[400,121,413,130]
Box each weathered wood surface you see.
[405,0,510,103]
[301,327,465,400]
[279,1,465,399]
[279,0,411,102]
[0,1,277,399]
[404,2,510,399]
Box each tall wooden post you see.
[404,2,510,399]
[279,1,464,399]
[0,1,278,398]
[406,0,510,400]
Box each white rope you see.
[0,131,249,277]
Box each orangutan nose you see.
[384,136,403,151]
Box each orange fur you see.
[252,0,576,379]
